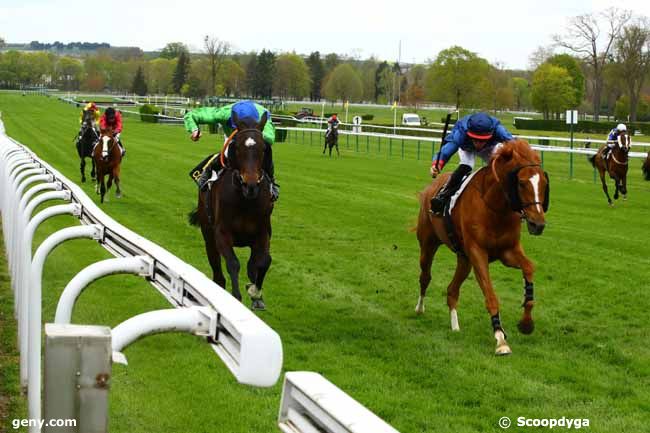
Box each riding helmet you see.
[616,123,627,132]
[105,107,116,120]
[467,112,495,140]
[229,100,260,128]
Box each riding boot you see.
[198,156,224,191]
[263,143,279,201]
[118,140,126,157]
[430,164,472,215]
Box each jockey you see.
[79,102,100,130]
[430,112,513,215]
[602,123,626,160]
[184,100,279,201]
[326,114,340,137]
[99,107,125,157]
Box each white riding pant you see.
[458,143,502,169]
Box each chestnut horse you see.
[92,128,123,203]
[189,112,274,310]
[642,151,650,181]
[589,131,630,205]
[416,139,549,355]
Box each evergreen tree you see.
[172,51,190,94]
[256,50,276,99]
[246,53,258,98]
[306,51,324,101]
[131,65,148,96]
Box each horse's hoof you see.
[246,283,262,300]
[81,177,86,183]
[251,299,266,311]
[495,343,512,356]
[415,299,425,314]
[116,192,122,199]
[517,319,535,335]
[450,309,460,331]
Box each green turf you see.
[1,93,650,432]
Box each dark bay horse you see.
[323,128,340,157]
[76,110,98,182]
[589,131,630,205]
[190,112,274,310]
[642,151,650,181]
[92,128,123,203]
[416,139,549,355]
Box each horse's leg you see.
[99,172,106,203]
[200,224,225,288]
[415,232,441,314]
[322,139,327,154]
[214,234,241,301]
[500,245,536,335]
[467,245,511,355]
[613,175,620,200]
[335,142,340,157]
[247,238,271,311]
[598,168,613,206]
[622,173,628,200]
[90,158,96,180]
[80,157,86,183]
[446,255,471,331]
[114,165,122,199]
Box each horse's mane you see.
[493,139,541,165]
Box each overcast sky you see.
[2,0,649,70]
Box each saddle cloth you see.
[449,170,481,214]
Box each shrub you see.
[361,114,374,121]
[139,104,160,123]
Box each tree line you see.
[1,7,648,121]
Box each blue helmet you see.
[229,100,259,128]
[467,112,494,140]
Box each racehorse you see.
[415,139,549,355]
[189,112,274,310]
[92,128,123,203]
[323,127,340,157]
[642,151,650,181]
[76,109,98,183]
[589,130,631,205]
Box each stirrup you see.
[430,195,446,215]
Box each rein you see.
[490,158,548,213]
[219,129,239,167]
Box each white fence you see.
[0,119,400,433]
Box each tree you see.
[131,65,147,95]
[159,42,189,60]
[171,50,190,94]
[615,19,650,122]
[204,35,230,96]
[358,57,378,102]
[221,59,246,97]
[511,77,531,110]
[425,46,490,109]
[531,64,575,119]
[321,63,363,102]
[306,52,325,101]
[256,50,276,99]
[146,58,175,94]
[553,8,632,120]
[54,56,83,90]
[0,37,5,49]
[547,54,585,108]
[245,53,258,97]
[324,53,340,74]
[528,45,555,70]
[376,64,396,104]
[273,53,310,99]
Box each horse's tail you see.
[588,154,597,167]
[643,163,650,181]
[188,207,200,227]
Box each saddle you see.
[441,172,477,258]
[189,153,222,189]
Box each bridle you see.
[491,159,549,213]
[228,127,266,190]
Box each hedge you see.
[514,118,650,135]
[139,104,160,123]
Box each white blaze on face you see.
[245,137,256,148]
[529,173,542,212]
[102,136,110,156]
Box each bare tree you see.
[528,45,555,70]
[616,18,650,122]
[554,8,631,120]
[204,35,230,96]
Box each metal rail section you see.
[0,120,283,430]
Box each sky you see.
[2,0,650,70]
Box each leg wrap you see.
[491,312,506,338]
[523,280,534,306]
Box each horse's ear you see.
[500,146,514,161]
[258,111,268,131]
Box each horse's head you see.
[98,128,115,162]
[231,111,268,200]
[617,130,632,154]
[82,109,95,128]
[492,140,549,236]
[643,152,650,181]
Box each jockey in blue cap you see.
[429,112,514,214]
[184,100,279,201]
[602,123,627,161]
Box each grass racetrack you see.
[1,93,649,432]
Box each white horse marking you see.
[529,173,542,213]
[245,137,256,148]
[102,135,110,157]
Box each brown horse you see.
[92,128,123,203]
[189,112,273,310]
[589,131,630,205]
[642,151,650,181]
[416,139,549,355]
